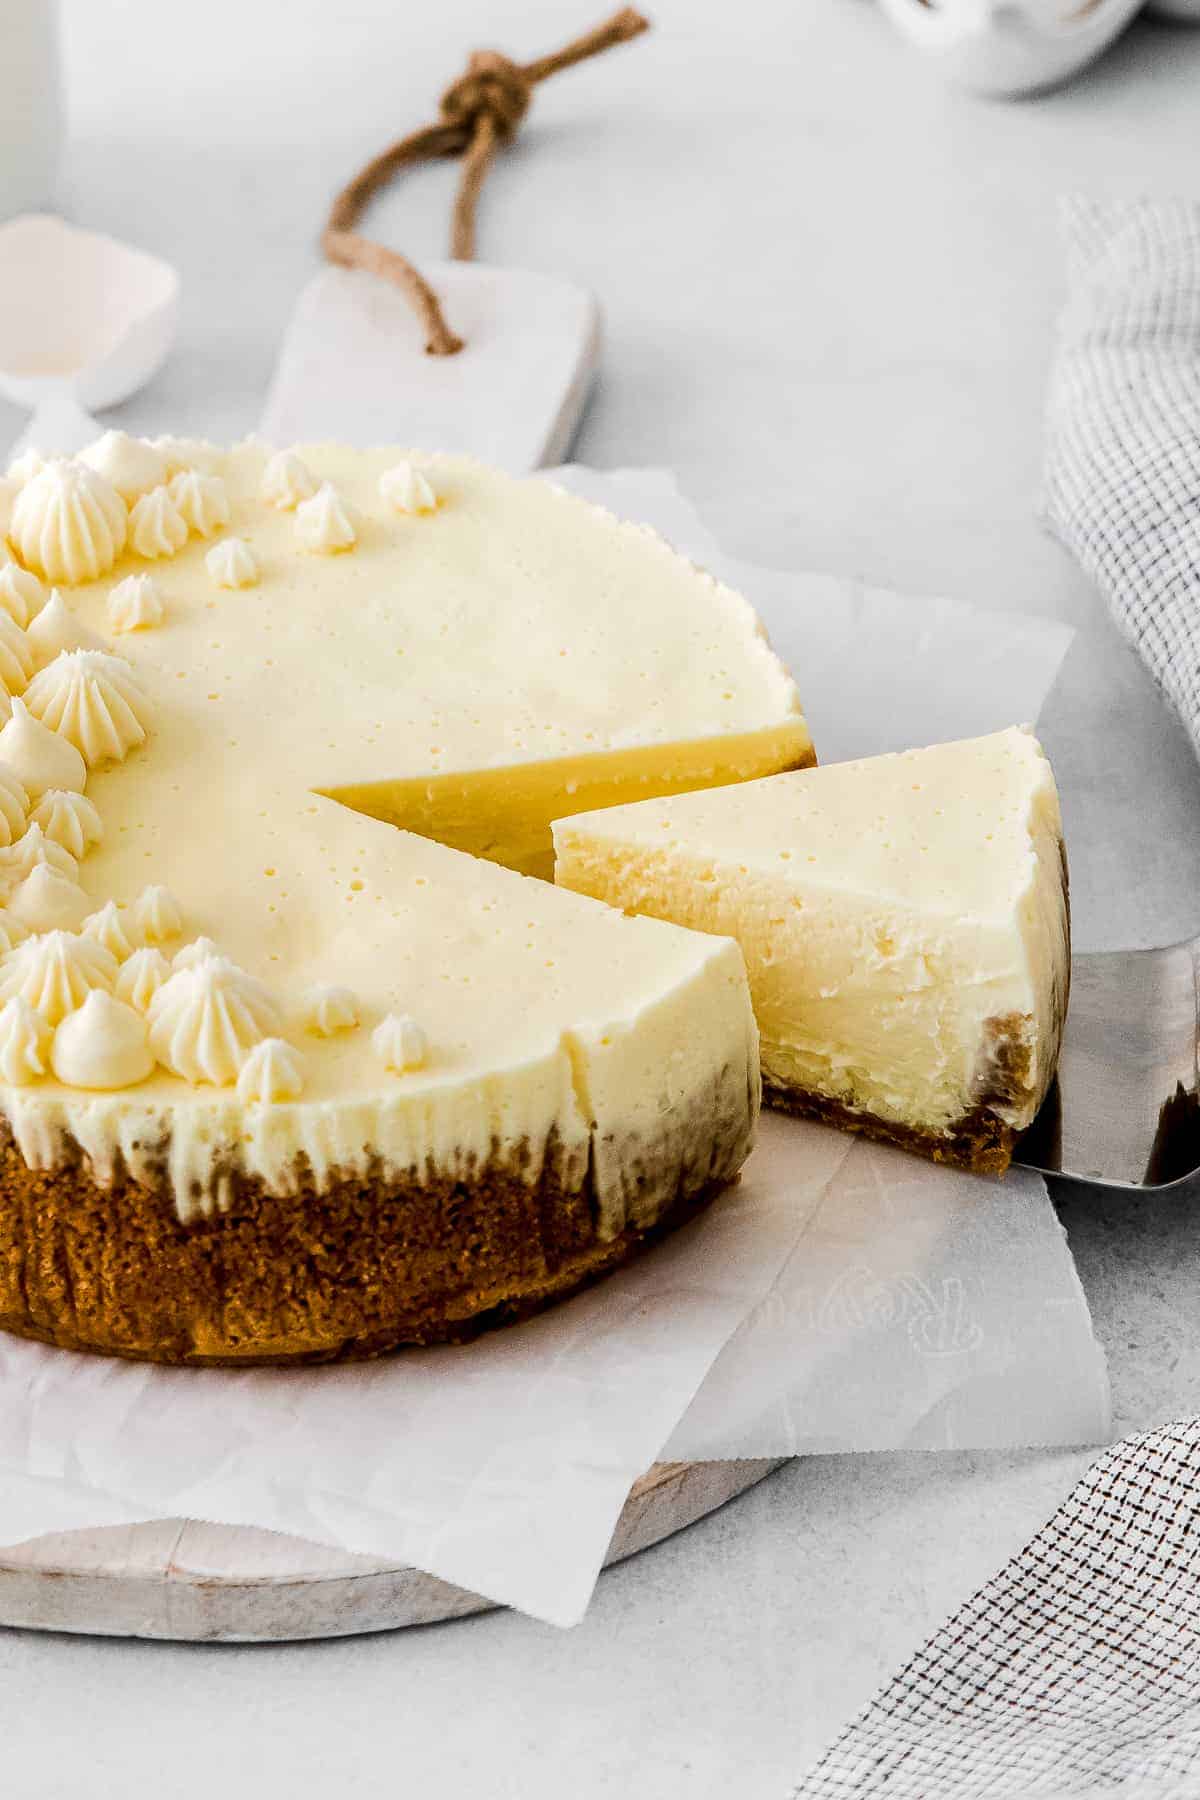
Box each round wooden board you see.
[0,1459,786,1642]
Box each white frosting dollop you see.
[372,1011,428,1073]
[134,884,183,944]
[236,1036,305,1103]
[0,993,50,1084]
[6,449,45,486]
[129,484,189,560]
[0,564,46,629]
[0,929,118,1024]
[295,483,356,554]
[260,450,317,511]
[0,765,29,846]
[7,865,91,933]
[81,900,136,962]
[10,461,128,585]
[148,955,282,1086]
[169,471,230,537]
[0,914,27,955]
[0,611,34,697]
[29,789,101,859]
[150,436,223,477]
[0,476,20,541]
[23,650,150,767]
[0,822,78,892]
[26,590,106,668]
[51,989,154,1089]
[79,431,168,505]
[108,573,165,634]
[205,537,260,589]
[115,945,172,1013]
[172,934,218,969]
[379,462,437,515]
[0,698,86,799]
[302,984,360,1037]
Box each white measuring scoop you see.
[0,213,180,460]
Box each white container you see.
[0,214,180,455]
[878,0,1146,96]
[0,0,63,219]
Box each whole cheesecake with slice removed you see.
[0,441,807,1364]
[553,727,1070,1175]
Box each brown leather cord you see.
[322,9,650,357]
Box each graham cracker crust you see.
[0,1086,751,1365]
[764,1081,1017,1175]
[761,1007,1049,1176]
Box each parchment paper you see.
[0,472,1105,1628]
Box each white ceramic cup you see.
[0,215,180,456]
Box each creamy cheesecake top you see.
[0,440,790,1221]
[556,725,1059,916]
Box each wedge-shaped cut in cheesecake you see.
[294,452,814,878]
[553,727,1070,1174]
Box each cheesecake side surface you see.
[553,727,1070,1175]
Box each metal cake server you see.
[1017,939,1200,1192]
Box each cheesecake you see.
[0,440,806,1364]
[553,728,1069,1174]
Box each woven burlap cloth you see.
[1044,195,1200,760]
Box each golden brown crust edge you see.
[764,1080,1017,1175]
[0,1094,751,1365]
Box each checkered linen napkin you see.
[1044,196,1200,752]
[795,1420,1200,1797]
[793,200,1200,1798]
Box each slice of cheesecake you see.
[553,727,1070,1174]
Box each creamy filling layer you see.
[554,839,1040,1134]
[552,729,1070,1142]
